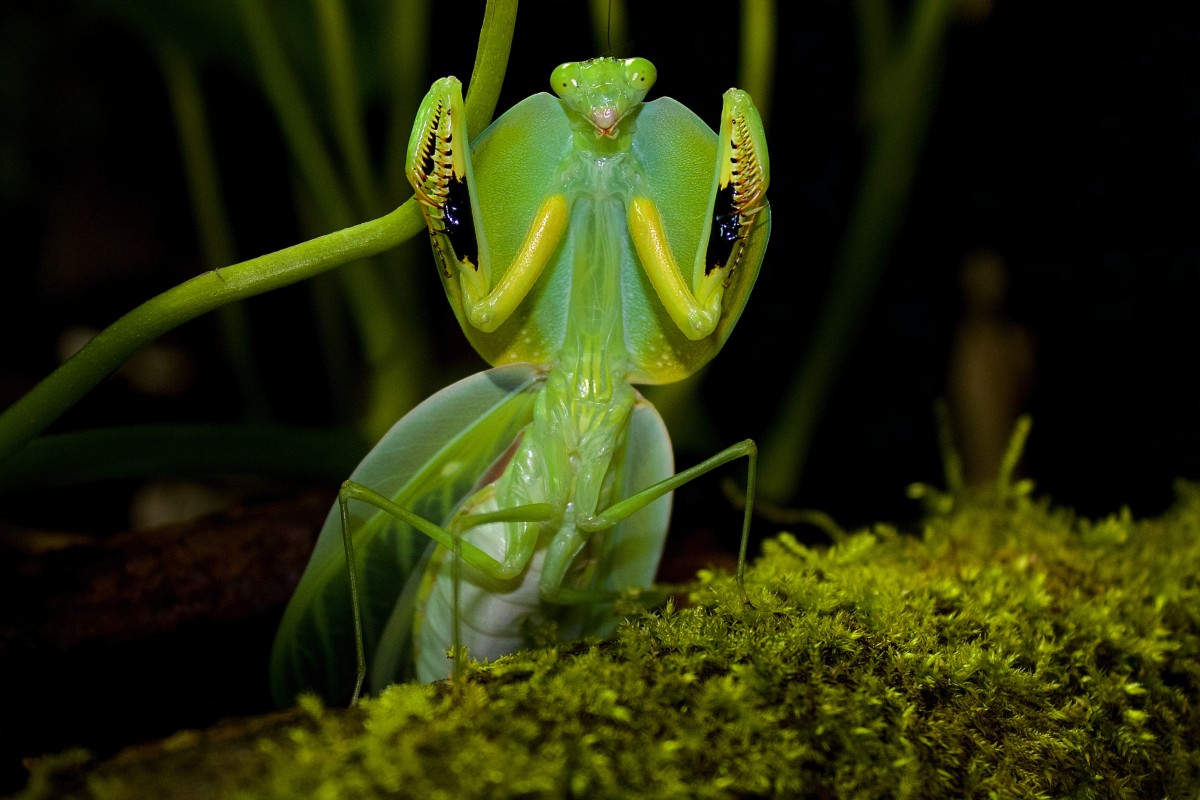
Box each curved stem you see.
[0,424,367,491]
[236,0,355,228]
[383,0,432,203]
[156,41,270,419]
[314,0,384,219]
[464,0,518,138]
[0,0,520,464]
[738,0,776,126]
[758,0,952,501]
[0,205,418,462]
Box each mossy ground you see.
[18,483,1200,798]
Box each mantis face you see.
[550,57,658,137]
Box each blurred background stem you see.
[757,0,954,501]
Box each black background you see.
[0,0,1197,788]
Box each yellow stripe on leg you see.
[464,195,569,333]
[629,198,722,341]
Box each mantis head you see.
[550,57,658,138]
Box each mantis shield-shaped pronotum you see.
[270,56,770,705]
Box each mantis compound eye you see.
[550,62,582,97]
[623,57,657,92]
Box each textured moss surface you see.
[18,484,1200,798]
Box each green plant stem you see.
[156,40,271,420]
[313,0,383,219]
[0,206,421,463]
[371,0,434,438]
[0,0,514,464]
[235,0,356,229]
[237,0,415,433]
[463,0,518,138]
[587,0,626,55]
[739,0,776,126]
[855,0,891,94]
[758,0,953,501]
[315,0,432,437]
[383,0,430,204]
[0,425,368,491]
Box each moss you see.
[19,484,1200,798]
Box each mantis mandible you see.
[270,56,770,705]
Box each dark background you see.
[0,0,1197,789]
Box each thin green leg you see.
[582,439,758,604]
[336,479,557,701]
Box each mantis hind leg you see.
[336,479,555,703]
[582,439,758,603]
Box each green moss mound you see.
[20,484,1200,798]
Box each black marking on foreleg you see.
[704,112,768,281]
[413,102,482,276]
[704,182,741,276]
[442,171,479,271]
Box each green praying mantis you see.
[269,55,770,704]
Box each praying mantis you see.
[269,56,770,705]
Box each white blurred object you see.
[57,324,196,396]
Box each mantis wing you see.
[368,392,674,690]
[270,363,544,706]
[439,91,769,384]
[624,96,771,384]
